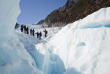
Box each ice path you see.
[16,23,110,74]
[16,28,66,74]
[16,32,44,70]
[43,50,66,74]
[16,29,82,74]
[16,32,65,74]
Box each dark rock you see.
[37,20,44,25]
[44,0,110,27]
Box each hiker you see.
[32,29,35,36]
[24,25,27,34]
[26,26,29,34]
[36,32,39,38]
[43,29,48,38]
[21,24,23,32]
[30,29,33,35]
[39,31,42,39]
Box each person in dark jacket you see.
[21,24,24,32]
[39,31,42,39]
[43,29,48,38]
[24,25,27,34]
[36,32,39,38]
[32,29,35,36]
[30,29,32,35]
[26,27,29,34]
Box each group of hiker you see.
[21,24,35,36]
[36,31,42,39]
[21,25,29,34]
[30,29,35,36]
[21,24,48,39]
[35,29,48,39]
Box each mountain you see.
[43,0,110,27]
[37,20,44,25]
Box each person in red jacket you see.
[43,29,48,38]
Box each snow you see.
[27,24,44,29]
[16,31,44,70]
[1,0,110,74]
[28,7,110,74]
[79,8,110,29]
[15,26,61,72]
[63,68,81,74]
[0,0,42,74]
[44,7,110,74]
[0,0,20,43]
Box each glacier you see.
[34,7,110,74]
[0,0,110,74]
[45,7,110,74]
[0,0,42,74]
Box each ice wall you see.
[0,0,20,44]
[0,0,42,74]
[46,7,110,74]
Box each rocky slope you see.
[37,20,44,25]
[43,0,110,27]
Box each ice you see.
[78,8,110,29]
[16,31,44,70]
[0,0,20,44]
[104,24,110,27]
[15,7,110,74]
[77,42,86,46]
[26,24,44,29]
[14,26,62,74]
[63,68,82,74]
[1,0,110,73]
[81,22,102,29]
[43,7,110,74]
[0,0,42,74]
[43,53,66,74]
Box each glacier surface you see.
[45,7,110,74]
[1,0,110,74]
[33,7,110,74]
[0,0,42,74]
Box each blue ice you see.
[77,42,86,46]
[104,24,110,27]
[64,68,82,74]
[81,22,102,29]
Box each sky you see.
[17,0,67,24]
